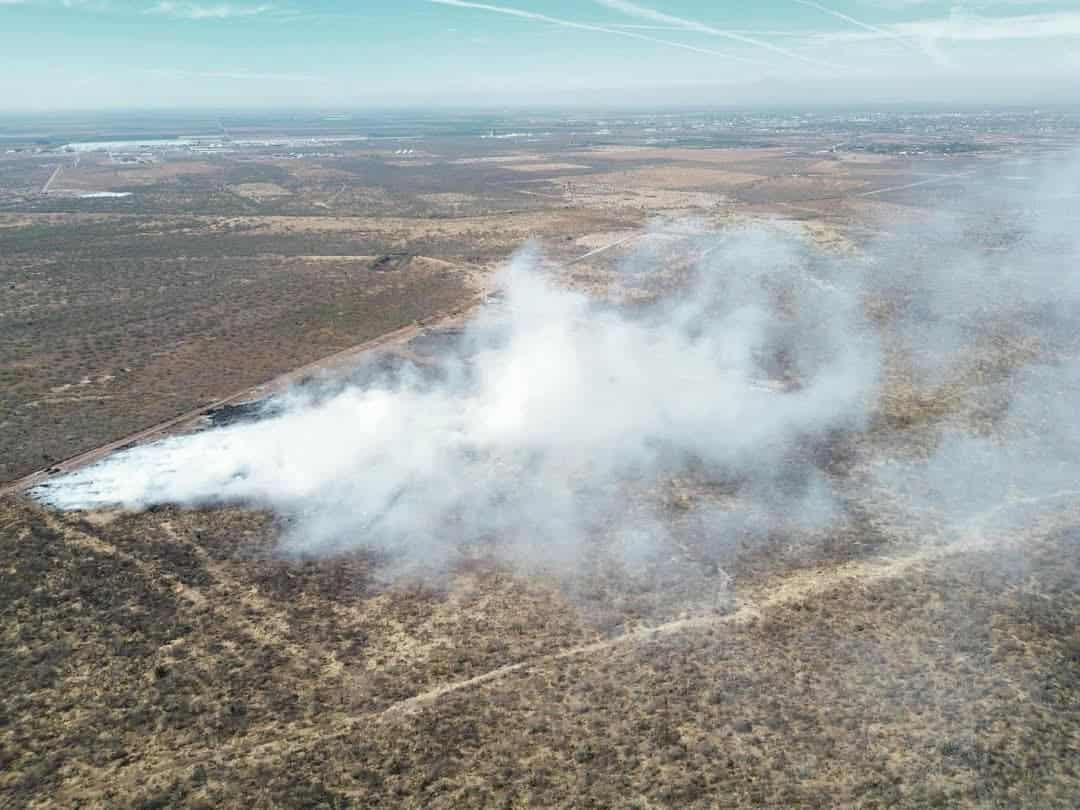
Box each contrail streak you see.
[593,0,844,70]
[611,24,812,37]
[428,0,768,65]
[792,0,928,57]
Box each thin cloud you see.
[428,0,770,66]
[793,0,931,57]
[148,67,320,81]
[609,23,811,38]
[592,0,844,69]
[861,0,1063,7]
[146,2,273,19]
[818,10,1080,43]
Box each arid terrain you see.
[6,109,1076,486]
[2,109,1079,808]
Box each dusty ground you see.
[0,235,479,484]
[2,485,1077,808]
[0,116,1034,487]
[0,136,984,485]
[2,113,1079,807]
[3,296,1079,807]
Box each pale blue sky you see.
[2,0,1079,109]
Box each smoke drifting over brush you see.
[36,227,877,564]
[35,153,1080,572]
[867,156,1080,539]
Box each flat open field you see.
[0,223,477,483]
[5,111,1063,485]
[2,109,1080,808]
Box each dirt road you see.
[376,488,1080,720]
[41,165,63,194]
[1,297,483,499]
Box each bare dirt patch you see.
[229,183,293,201]
[581,166,764,192]
[504,162,592,173]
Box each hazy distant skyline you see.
[2,0,1079,110]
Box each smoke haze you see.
[34,153,1080,578]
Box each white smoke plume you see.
[35,225,877,569]
[33,151,1080,576]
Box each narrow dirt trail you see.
[374,491,1080,721]
[374,547,940,719]
[41,164,63,194]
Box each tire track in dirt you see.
[373,554,924,720]
[374,491,1080,721]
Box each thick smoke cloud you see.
[34,152,1080,574]
[35,227,876,568]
